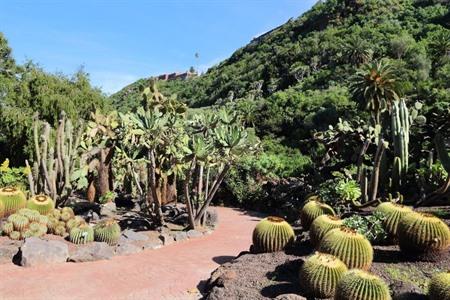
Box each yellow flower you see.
[23,166,31,176]
[0,159,10,172]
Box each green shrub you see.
[0,159,29,190]
[342,212,388,244]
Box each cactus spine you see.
[252,216,295,253]
[94,219,121,245]
[300,200,335,230]
[334,269,391,300]
[397,212,450,257]
[27,195,55,215]
[318,227,373,270]
[309,215,343,246]
[0,187,27,216]
[299,252,348,298]
[374,202,412,239]
[428,271,450,300]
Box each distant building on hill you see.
[155,70,198,81]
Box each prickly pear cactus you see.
[27,195,55,215]
[309,215,343,246]
[428,271,450,300]
[300,199,335,230]
[252,216,295,253]
[398,212,450,258]
[0,187,27,216]
[375,202,413,238]
[69,224,94,244]
[318,227,373,270]
[334,269,391,300]
[299,252,348,298]
[94,219,121,245]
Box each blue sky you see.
[0,0,315,94]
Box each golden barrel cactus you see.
[27,195,55,215]
[334,269,391,300]
[318,227,373,270]
[0,187,26,216]
[300,199,335,230]
[375,202,412,238]
[428,271,450,300]
[252,216,295,253]
[309,214,343,246]
[299,252,347,298]
[397,212,450,257]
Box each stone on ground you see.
[69,242,114,262]
[20,237,69,267]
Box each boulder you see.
[187,229,203,239]
[115,243,142,256]
[69,242,114,262]
[0,241,21,264]
[100,202,116,218]
[20,237,69,267]
[173,231,188,242]
[121,229,149,242]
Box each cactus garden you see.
[1,0,450,299]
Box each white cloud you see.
[89,71,140,95]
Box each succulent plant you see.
[1,222,14,235]
[54,225,66,237]
[318,227,373,270]
[27,195,54,215]
[299,252,348,298]
[94,219,121,245]
[334,269,391,300]
[300,200,335,230]
[0,200,5,218]
[375,202,412,238]
[22,229,34,239]
[38,215,49,225]
[252,216,295,253]
[428,271,450,300]
[7,214,29,232]
[69,224,94,244]
[51,209,61,220]
[9,231,21,240]
[47,217,59,233]
[61,206,74,216]
[0,187,27,216]
[66,217,85,232]
[18,209,41,222]
[398,212,450,257]
[309,215,343,246]
[60,211,73,222]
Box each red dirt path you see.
[0,207,261,300]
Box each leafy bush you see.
[336,179,362,204]
[343,212,388,244]
[0,159,29,190]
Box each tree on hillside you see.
[350,60,400,126]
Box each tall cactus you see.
[391,99,409,188]
[29,112,83,204]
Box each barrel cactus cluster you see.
[252,216,295,253]
[47,206,84,238]
[1,208,48,239]
[309,214,343,246]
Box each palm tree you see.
[350,60,400,126]
[341,36,373,66]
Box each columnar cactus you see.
[428,271,450,300]
[318,227,373,270]
[299,252,348,298]
[391,98,410,187]
[309,215,343,246]
[27,195,54,215]
[334,269,391,300]
[374,202,413,238]
[69,224,94,244]
[397,212,450,257]
[94,219,121,245]
[252,216,295,253]
[0,187,27,216]
[300,200,335,230]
